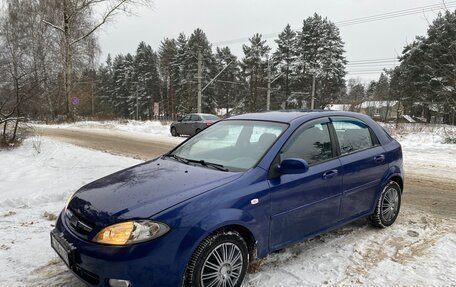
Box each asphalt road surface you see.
[35,126,455,219]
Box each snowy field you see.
[0,122,455,286]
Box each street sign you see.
[71,96,79,106]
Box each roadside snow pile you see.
[34,120,173,139]
[381,123,456,144]
[0,137,141,286]
[392,125,456,186]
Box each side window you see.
[280,122,333,165]
[332,119,374,155]
[181,115,190,122]
[190,115,201,121]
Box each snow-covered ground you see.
[0,138,141,286]
[34,120,173,139]
[393,124,456,187]
[0,122,455,286]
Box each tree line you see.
[96,14,347,120]
[1,1,455,146]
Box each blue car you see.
[51,111,403,287]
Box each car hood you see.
[67,157,242,227]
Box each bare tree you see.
[42,0,152,119]
[0,1,34,144]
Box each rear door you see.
[330,116,388,219]
[177,115,191,135]
[268,118,342,250]
[188,114,202,135]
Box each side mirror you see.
[278,158,309,174]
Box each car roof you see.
[227,110,369,123]
[189,113,218,117]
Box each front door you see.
[268,118,342,250]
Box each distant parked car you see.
[51,110,403,287]
[170,113,220,136]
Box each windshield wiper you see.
[163,154,228,171]
[187,159,229,172]
[162,153,189,164]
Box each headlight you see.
[93,220,170,245]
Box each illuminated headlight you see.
[93,220,170,245]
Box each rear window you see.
[332,119,374,155]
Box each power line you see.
[212,2,456,46]
[336,2,456,26]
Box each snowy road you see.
[0,123,454,286]
[35,125,183,160]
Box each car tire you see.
[369,181,402,228]
[171,127,179,137]
[184,229,249,287]
[195,128,201,135]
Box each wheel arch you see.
[177,209,259,286]
[388,174,403,193]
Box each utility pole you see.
[267,56,271,111]
[197,51,202,113]
[311,72,316,110]
[136,84,139,120]
[91,81,94,118]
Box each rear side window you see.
[280,122,333,165]
[332,119,374,155]
[190,115,201,121]
[202,115,219,121]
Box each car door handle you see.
[323,170,338,179]
[374,155,385,163]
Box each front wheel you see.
[184,230,249,287]
[370,181,402,228]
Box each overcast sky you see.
[98,0,450,82]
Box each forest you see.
[0,0,455,145]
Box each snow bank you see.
[34,120,173,139]
[381,123,456,144]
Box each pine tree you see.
[187,28,217,113]
[347,78,365,111]
[273,24,297,109]
[158,38,177,119]
[173,33,193,114]
[296,13,347,108]
[214,47,242,115]
[241,34,271,112]
[134,41,161,119]
[397,11,456,123]
[96,54,113,114]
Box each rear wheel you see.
[171,127,179,137]
[184,230,249,287]
[370,181,402,227]
[195,128,201,135]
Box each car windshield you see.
[169,120,288,171]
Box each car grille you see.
[65,208,93,235]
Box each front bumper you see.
[51,211,187,287]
